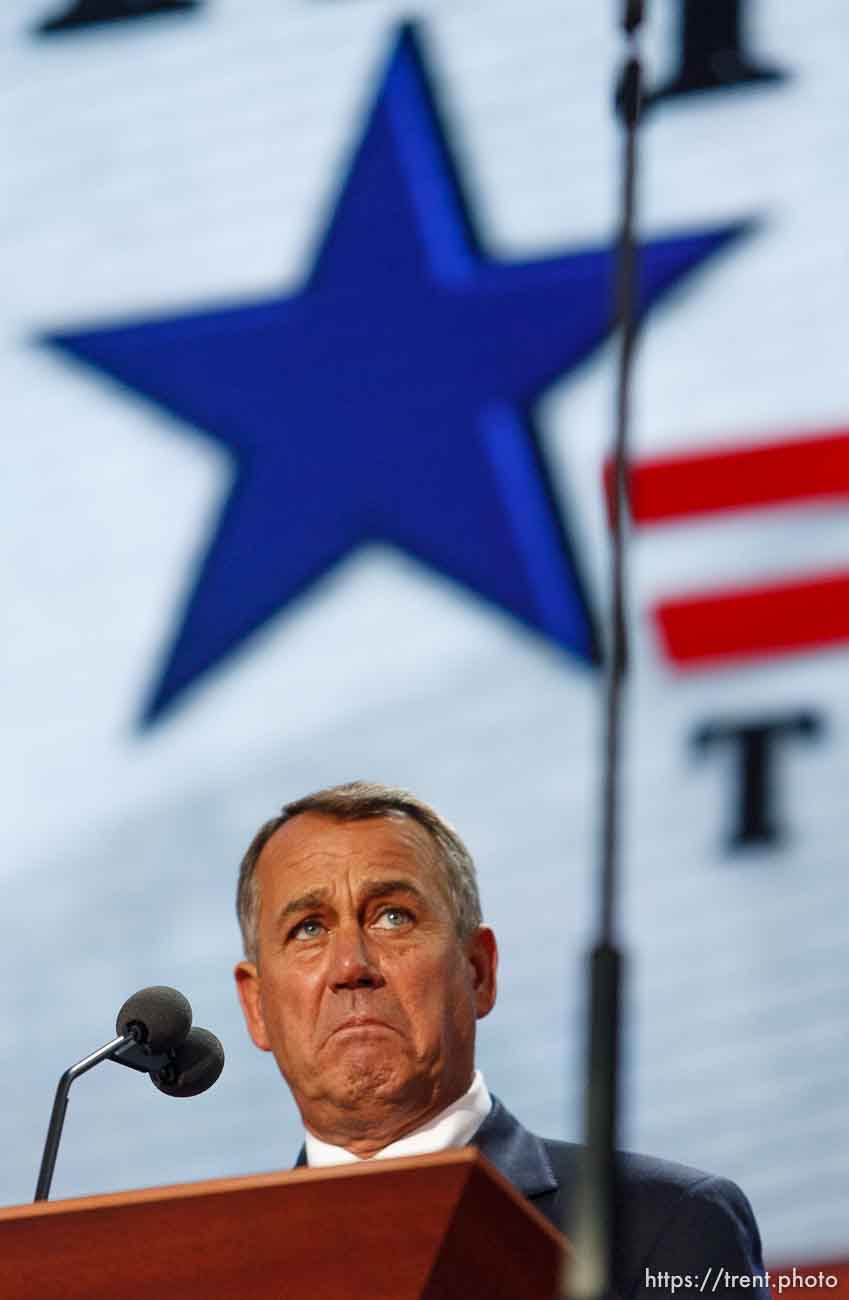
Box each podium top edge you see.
[0,1145,486,1223]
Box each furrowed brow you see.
[276,888,329,926]
[274,878,428,932]
[359,878,427,906]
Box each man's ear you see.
[234,960,273,1052]
[465,925,498,1020]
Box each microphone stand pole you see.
[34,1032,172,1202]
[563,4,646,1297]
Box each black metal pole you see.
[562,6,645,1298]
[34,1034,137,1201]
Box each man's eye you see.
[372,907,413,930]
[291,918,324,941]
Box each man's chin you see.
[321,1050,420,1111]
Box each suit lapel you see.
[291,1096,560,1205]
[472,1095,558,1199]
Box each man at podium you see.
[234,781,768,1299]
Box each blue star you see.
[47,23,749,723]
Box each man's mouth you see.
[331,1017,394,1036]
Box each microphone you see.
[152,1027,225,1098]
[35,985,224,1201]
[115,985,192,1055]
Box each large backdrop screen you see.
[2,0,847,1273]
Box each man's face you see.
[234,812,497,1148]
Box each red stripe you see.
[604,427,849,525]
[655,570,849,665]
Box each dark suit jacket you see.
[295,1095,770,1300]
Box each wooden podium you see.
[0,1148,567,1300]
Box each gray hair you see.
[236,780,483,963]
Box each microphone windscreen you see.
[151,1027,225,1098]
[116,986,192,1054]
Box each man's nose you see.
[327,924,385,991]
